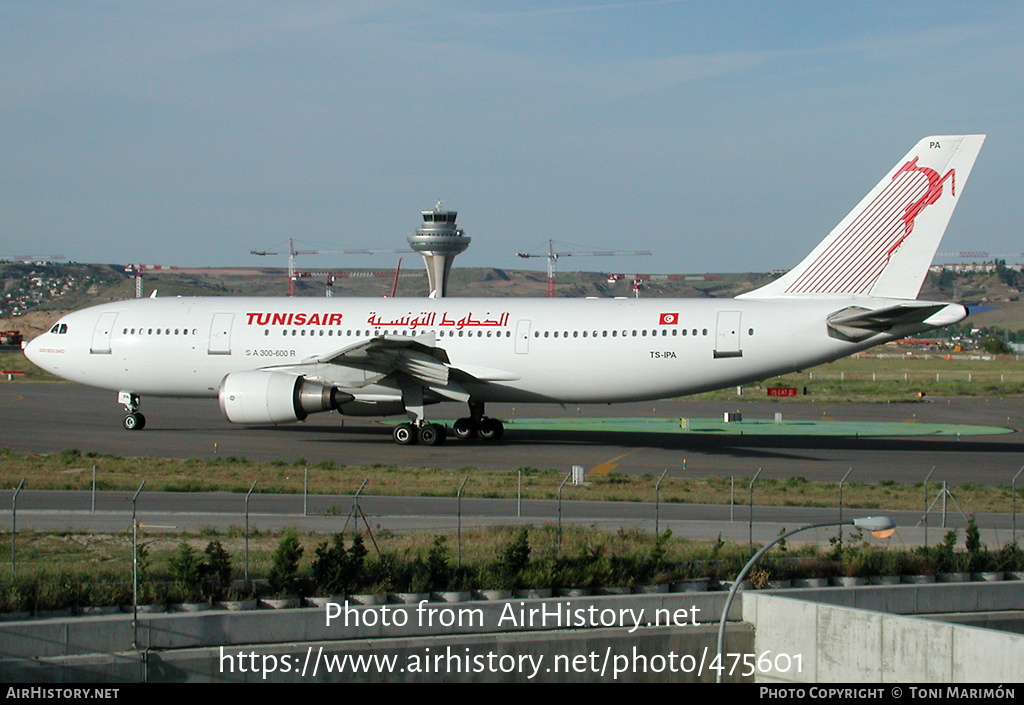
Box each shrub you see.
[268,534,304,596]
[312,534,368,595]
[169,542,207,602]
[204,540,232,599]
[425,536,452,591]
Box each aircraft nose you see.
[22,335,42,366]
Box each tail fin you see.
[740,135,985,300]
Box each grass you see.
[0,447,1021,514]
[693,352,1024,402]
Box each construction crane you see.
[516,240,652,297]
[9,254,66,263]
[250,239,411,296]
[124,264,177,298]
[936,251,1024,259]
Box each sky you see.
[2,1,1022,274]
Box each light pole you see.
[715,516,896,683]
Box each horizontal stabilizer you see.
[826,302,968,341]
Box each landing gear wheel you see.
[122,413,146,431]
[477,417,504,441]
[418,423,446,446]
[453,417,477,440]
[393,423,418,445]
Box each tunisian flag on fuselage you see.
[659,313,678,325]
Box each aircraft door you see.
[208,313,234,355]
[89,312,118,355]
[714,311,743,359]
[515,319,531,354]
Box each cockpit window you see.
[49,323,68,334]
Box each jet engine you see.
[218,370,354,425]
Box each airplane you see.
[24,135,985,446]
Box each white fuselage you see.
[24,294,919,409]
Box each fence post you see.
[654,469,668,537]
[748,468,761,554]
[244,480,258,581]
[457,476,468,567]
[131,480,146,650]
[1013,466,1023,546]
[557,471,572,553]
[11,479,24,578]
[838,468,852,549]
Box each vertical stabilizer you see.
[740,135,985,300]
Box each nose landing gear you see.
[118,391,146,431]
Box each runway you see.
[2,382,1023,486]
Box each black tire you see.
[477,417,504,441]
[393,423,418,445]
[123,413,146,431]
[452,417,477,440]
[419,423,446,446]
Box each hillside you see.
[1,261,1020,341]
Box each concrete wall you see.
[0,592,754,683]
[745,586,1024,683]
[5,583,1022,683]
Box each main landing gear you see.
[392,421,447,446]
[118,391,146,431]
[452,399,504,441]
[392,400,504,446]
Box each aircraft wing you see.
[266,333,518,402]
[826,302,967,341]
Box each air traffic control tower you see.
[408,202,470,298]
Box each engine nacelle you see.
[218,371,354,425]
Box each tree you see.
[979,335,1012,355]
[203,540,232,598]
[169,542,206,601]
[268,534,304,595]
